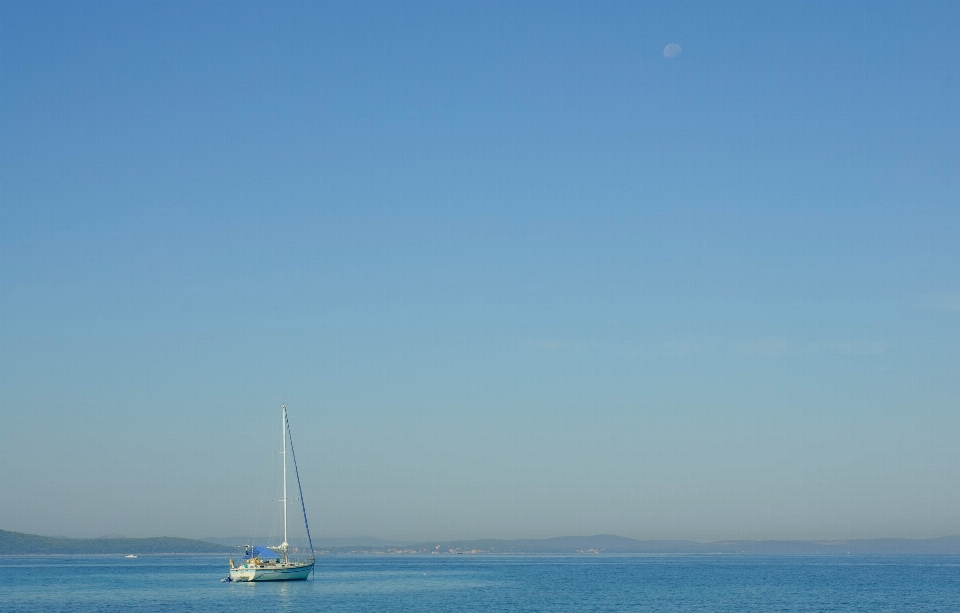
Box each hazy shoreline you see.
[6,530,960,556]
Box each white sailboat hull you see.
[230,560,314,582]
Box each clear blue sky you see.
[1,0,958,542]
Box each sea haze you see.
[203,536,414,549]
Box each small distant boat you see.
[228,405,315,582]
[125,555,137,559]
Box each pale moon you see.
[663,43,682,59]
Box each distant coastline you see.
[0,530,233,555]
[305,534,960,555]
[7,529,960,556]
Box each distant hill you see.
[0,530,234,555]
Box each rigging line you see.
[270,451,283,547]
[286,411,315,555]
[250,424,283,548]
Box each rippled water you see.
[5,554,960,612]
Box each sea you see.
[5,554,960,612]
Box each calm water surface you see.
[5,554,960,612]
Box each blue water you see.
[5,554,960,612]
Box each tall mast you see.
[282,404,288,557]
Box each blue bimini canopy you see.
[245,546,280,560]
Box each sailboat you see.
[228,405,316,582]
